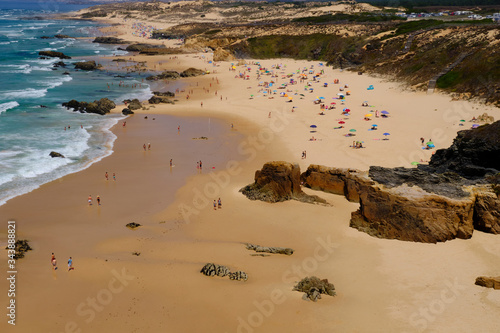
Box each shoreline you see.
[1,11,500,333]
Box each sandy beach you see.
[1,18,500,333]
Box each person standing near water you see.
[88,195,92,206]
[68,257,73,271]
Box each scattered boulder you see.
[40,36,51,39]
[240,161,326,204]
[38,51,71,59]
[475,112,494,123]
[475,276,500,289]
[49,151,65,158]
[112,58,127,62]
[62,71,70,75]
[180,67,205,77]
[293,276,336,301]
[200,263,230,277]
[53,61,66,68]
[229,271,248,281]
[5,240,33,260]
[148,95,174,104]
[146,71,180,81]
[124,99,142,110]
[54,34,71,39]
[122,108,134,115]
[245,243,293,255]
[153,91,175,97]
[93,36,130,44]
[62,98,116,115]
[74,60,101,71]
[126,222,141,229]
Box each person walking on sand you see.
[68,257,73,271]
[170,159,173,167]
[199,160,202,169]
[97,195,101,206]
[105,172,108,180]
[143,143,146,151]
[420,137,425,145]
[218,198,222,209]
[51,253,58,270]
[213,200,217,210]
[88,195,92,206]
[113,173,116,181]
[148,143,151,150]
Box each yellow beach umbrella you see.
[365,114,373,117]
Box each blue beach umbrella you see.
[310,125,317,128]
[383,133,390,136]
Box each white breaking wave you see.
[2,88,48,99]
[0,101,19,114]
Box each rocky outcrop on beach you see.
[74,61,101,71]
[213,47,236,62]
[424,120,500,179]
[240,161,326,204]
[53,61,66,68]
[180,67,205,77]
[146,71,180,81]
[93,36,130,44]
[126,222,141,229]
[49,151,65,158]
[200,263,248,281]
[38,51,71,59]
[62,98,116,115]
[475,276,500,290]
[54,34,71,39]
[6,240,32,260]
[148,95,175,104]
[245,243,294,256]
[293,276,336,302]
[126,43,165,52]
[122,108,134,115]
[123,99,142,110]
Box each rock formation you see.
[62,98,116,115]
[93,36,130,44]
[122,108,134,115]
[49,151,65,158]
[146,71,180,81]
[38,51,71,59]
[240,161,326,204]
[245,243,294,255]
[123,99,142,111]
[54,34,71,39]
[213,47,236,62]
[475,276,500,290]
[293,276,336,302]
[6,240,32,260]
[126,222,141,229]
[53,61,66,68]
[229,271,248,281]
[74,61,101,71]
[126,43,165,52]
[180,68,205,77]
[200,263,231,277]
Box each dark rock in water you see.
[53,61,66,68]
[146,71,180,81]
[40,36,51,39]
[229,271,248,281]
[54,34,71,39]
[126,43,165,52]
[62,98,116,115]
[180,67,205,77]
[424,120,500,179]
[74,60,101,71]
[49,151,65,158]
[475,276,500,289]
[122,108,134,115]
[200,263,230,277]
[38,51,71,59]
[240,161,326,204]
[245,243,294,255]
[126,222,141,229]
[112,58,127,62]
[40,105,47,108]
[5,240,33,260]
[293,276,336,301]
[123,99,142,111]
[93,36,130,44]
[62,71,70,75]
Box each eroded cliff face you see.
[301,164,499,243]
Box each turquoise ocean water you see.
[0,2,153,206]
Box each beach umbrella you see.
[299,94,305,96]
[349,129,356,132]
[383,133,390,136]
[338,121,345,124]
[330,102,336,105]
[381,110,389,114]
[372,124,378,127]
[411,161,420,165]
[460,119,465,122]
[426,141,434,146]
[472,124,479,128]
[310,125,317,128]
[337,93,344,96]
[319,97,325,99]
[365,114,373,117]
